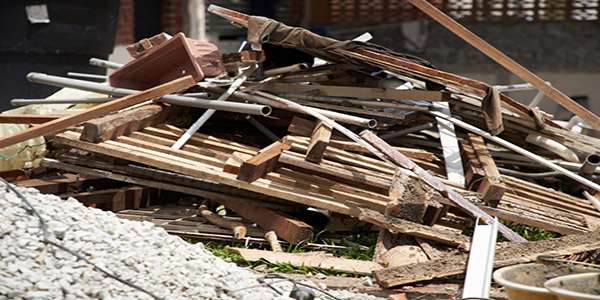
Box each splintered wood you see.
[21,4,600,289]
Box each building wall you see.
[114,0,185,46]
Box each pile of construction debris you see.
[3,3,600,299]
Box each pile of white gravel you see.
[0,184,381,300]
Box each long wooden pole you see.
[406,0,600,131]
[0,75,195,150]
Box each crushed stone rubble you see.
[0,185,382,300]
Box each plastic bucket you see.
[493,263,557,300]
[544,272,600,300]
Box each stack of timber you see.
[4,4,600,291]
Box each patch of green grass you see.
[462,220,560,242]
[182,231,373,277]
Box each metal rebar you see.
[26,72,271,116]
[205,87,377,128]
[379,122,435,140]
[246,115,280,142]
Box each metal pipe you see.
[582,190,600,213]
[525,133,580,163]
[497,167,561,179]
[494,81,551,92]
[430,110,600,194]
[493,83,536,92]
[171,69,251,150]
[183,92,213,98]
[580,154,600,175]
[207,87,377,128]
[379,122,435,140]
[67,72,108,81]
[26,72,271,116]
[277,93,431,112]
[528,90,546,108]
[11,98,116,106]
[263,63,310,77]
[246,115,280,142]
[89,58,123,70]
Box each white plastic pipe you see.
[525,133,580,163]
[430,110,600,194]
[171,72,250,150]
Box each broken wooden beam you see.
[467,133,507,207]
[62,185,155,211]
[0,114,61,124]
[80,104,171,143]
[359,208,470,248]
[373,229,600,288]
[359,130,526,242]
[237,140,291,182]
[213,198,313,244]
[459,138,485,189]
[305,120,332,163]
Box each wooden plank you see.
[387,172,428,223]
[287,115,316,137]
[199,202,247,239]
[80,104,170,143]
[222,152,253,174]
[61,186,154,211]
[42,157,295,213]
[467,133,507,207]
[214,198,313,243]
[229,248,382,275]
[279,151,391,192]
[268,168,390,211]
[15,173,108,195]
[128,131,232,163]
[53,131,364,216]
[142,125,259,155]
[360,130,526,242]
[459,138,485,188]
[306,120,332,163]
[255,82,448,102]
[373,229,600,288]
[0,75,195,150]
[358,208,470,248]
[0,114,61,124]
[405,0,600,131]
[380,245,429,268]
[431,195,587,235]
[237,140,291,182]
